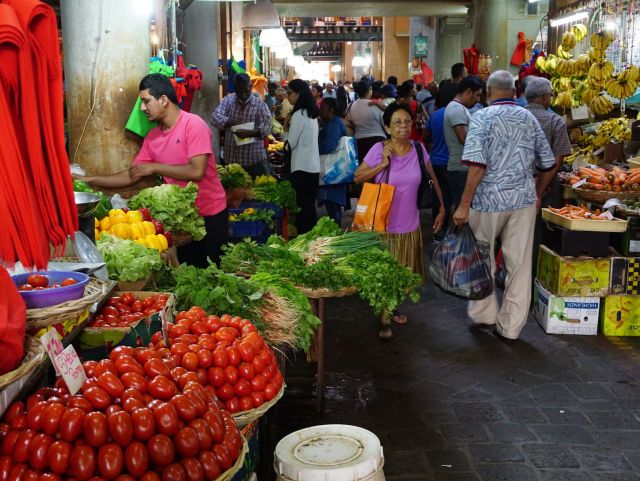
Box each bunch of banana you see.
[552,77,573,91]
[553,91,575,109]
[588,60,615,82]
[573,81,587,103]
[555,59,578,77]
[581,85,601,105]
[605,74,639,99]
[557,45,573,59]
[561,31,577,51]
[590,31,614,50]
[572,23,588,42]
[589,95,614,116]
[588,47,606,62]
[619,66,640,83]
[544,55,558,75]
[535,56,547,73]
[576,54,591,75]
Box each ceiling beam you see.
[273,2,469,17]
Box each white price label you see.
[40,329,63,376]
[54,345,87,395]
[160,307,170,347]
[572,178,587,189]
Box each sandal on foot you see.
[392,314,408,325]
[378,327,394,339]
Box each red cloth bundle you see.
[0,266,26,375]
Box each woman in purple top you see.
[355,103,445,339]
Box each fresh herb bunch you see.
[229,208,276,229]
[217,164,253,190]
[288,217,342,252]
[249,178,299,212]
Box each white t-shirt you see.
[285,109,320,173]
[345,99,386,139]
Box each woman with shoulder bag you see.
[355,103,446,339]
[285,79,320,234]
[345,81,387,163]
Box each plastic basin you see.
[12,271,90,309]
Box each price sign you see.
[160,307,171,347]
[40,328,64,376]
[572,178,587,190]
[54,345,87,395]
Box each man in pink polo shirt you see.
[80,74,228,267]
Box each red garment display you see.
[0,266,26,375]
[176,55,203,113]
[510,32,530,67]
[0,0,77,268]
[463,44,480,75]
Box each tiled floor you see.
[263,280,640,481]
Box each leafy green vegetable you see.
[249,180,299,212]
[73,180,112,219]
[229,208,276,229]
[288,217,342,252]
[128,182,206,240]
[97,234,162,282]
[217,164,253,190]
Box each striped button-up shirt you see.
[211,93,272,166]
[524,103,572,158]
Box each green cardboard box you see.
[600,295,640,336]
[537,245,610,297]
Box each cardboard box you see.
[533,281,600,335]
[541,221,610,257]
[600,295,640,336]
[537,245,610,297]
[610,257,640,295]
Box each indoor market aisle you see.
[265,283,640,481]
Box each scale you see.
[74,192,101,243]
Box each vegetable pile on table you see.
[216,165,252,191]
[153,264,320,352]
[128,183,206,241]
[563,166,640,192]
[89,293,169,328]
[246,175,298,212]
[96,209,171,252]
[221,217,423,315]
[546,205,615,220]
[228,207,276,229]
[97,235,163,283]
[0,341,246,481]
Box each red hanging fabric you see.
[0,266,26,375]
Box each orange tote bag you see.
[352,165,395,233]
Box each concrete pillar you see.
[474,0,510,71]
[61,0,151,176]
[382,17,410,82]
[410,17,438,76]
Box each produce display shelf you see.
[542,208,629,233]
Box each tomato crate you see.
[231,420,260,481]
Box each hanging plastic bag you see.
[429,224,493,300]
[319,136,358,186]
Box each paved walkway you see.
[266,283,640,481]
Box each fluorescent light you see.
[528,0,540,3]
[133,0,153,16]
[550,11,589,27]
[259,28,288,48]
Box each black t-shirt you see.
[438,81,458,107]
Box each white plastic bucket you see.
[274,424,385,481]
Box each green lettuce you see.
[128,182,206,240]
[97,235,163,282]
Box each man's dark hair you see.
[335,86,349,117]
[354,80,370,98]
[321,97,338,112]
[234,73,252,90]
[397,83,412,99]
[371,80,384,95]
[139,73,178,104]
[387,76,398,86]
[458,75,483,94]
[451,63,466,79]
[382,102,412,127]
[288,78,319,119]
[268,82,278,91]
[401,79,415,89]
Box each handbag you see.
[319,136,358,186]
[352,156,395,233]
[415,141,438,209]
[280,140,292,180]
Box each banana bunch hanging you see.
[605,68,640,99]
[553,91,575,109]
[572,23,588,42]
[588,60,615,83]
[561,31,577,51]
[589,95,614,116]
[590,31,615,50]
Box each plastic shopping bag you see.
[319,136,358,186]
[428,224,494,300]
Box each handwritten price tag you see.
[160,307,171,347]
[54,345,87,395]
[40,329,64,376]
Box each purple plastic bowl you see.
[12,271,90,309]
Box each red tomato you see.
[114,356,144,376]
[187,420,213,452]
[143,297,155,308]
[148,376,177,400]
[215,384,234,402]
[18,284,33,291]
[101,306,119,318]
[131,300,144,313]
[25,401,48,431]
[120,293,135,306]
[201,414,224,444]
[197,451,221,480]
[106,411,133,447]
[212,350,229,369]
[0,456,12,481]
[67,396,93,413]
[83,412,108,447]
[234,379,252,398]
[119,372,147,393]
[251,355,266,374]
[264,382,279,401]
[239,396,253,412]
[225,347,241,367]
[39,474,61,481]
[116,304,132,315]
[174,427,199,458]
[224,431,242,460]
[139,473,160,481]
[97,373,124,398]
[124,442,148,478]
[181,353,198,371]
[131,408,155,441]
[237,342,255,363]
[152,403,179,436]
[121,398,144,414]
[144,359,170,378]
[82,361,98,378]
[82,387,111,410]
[215,327,238,342]
[1,431,19,456]
[28,433,52,470]
[97,444,123,480]
[41,403,64,436]
[94,360,117,377]
[59,277,77,287]
[237,363,255,381]
[146,435,175,467]
[47,441,72,474]
[71,445,97,481]
[224,398,240,414]
[224,366,238,385]
[2,402,23,424]
[27,275,48,288]
[211,444,232,471]
[161,464,186,481]
[121,388,144,403]
[179,458,203,481]
[107,297,122,306]
[250,391,265,407]
[60,407,85,442]
[12,429,35,463]
[169,395,197,423]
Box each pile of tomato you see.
[0,343,244,481]
[18,274,78,292]
[152,306,284,415]
[89,294,169,328]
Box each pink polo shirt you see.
[133,111,227,216]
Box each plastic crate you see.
[229,220,266,239]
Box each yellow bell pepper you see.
[126,210,143,224]
[129,222,144,240]
[112,223,131,239]
[95,229,100,240]
[99,217,112,232]
[243,208,255,215]
[144,234,162,251]
[109,208,125,219]
[94,218,100,228]
[110,214,128,225]
[157,234,168,251]
[142,221,156,236]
